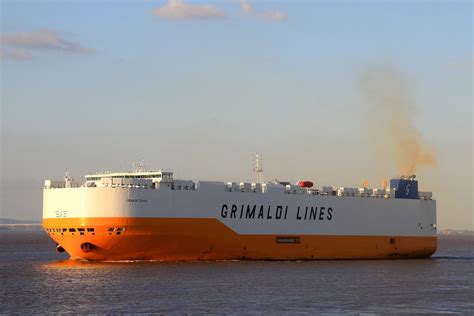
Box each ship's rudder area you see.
[379,236,437,259]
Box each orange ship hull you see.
[43,218,437,261]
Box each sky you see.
[0,0,472,230]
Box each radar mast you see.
[253,153,264,184]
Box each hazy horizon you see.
[1,0,472,230]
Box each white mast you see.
[253,153,264,184]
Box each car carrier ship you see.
[43,159,437,261]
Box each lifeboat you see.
[297,180,313,188]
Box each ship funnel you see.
[390,178,418,199]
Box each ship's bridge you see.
[84,170,173,187]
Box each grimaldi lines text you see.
[42,170,437,261]
[220,204,334,221]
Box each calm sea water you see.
[1,231,473,314]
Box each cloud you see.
[262,10,287,22]
[153,0,227,20]
[0,48,33,61]
[0,29,94,61]
[1,29,94,53]
[239,0,287,22]
[239,0,252,13]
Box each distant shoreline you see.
[0,218,41,225]
[438,230,474,236]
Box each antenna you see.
[253,153,264,184]
[131,160,146,173]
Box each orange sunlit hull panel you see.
[43,218,437,261]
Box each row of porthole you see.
[45,227,95,236]
[45,227,126,236]
[108,227,126,235]
[46,228,95,233]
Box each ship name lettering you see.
[55,210,68,218]
[275,206,282,219]
[221,204,228,218]
[327,207,333,220]
[267,206,273,219]
[319,207,325,220]
[221,204,334,221]
[247,205,257,218]
[127,199,147,203]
